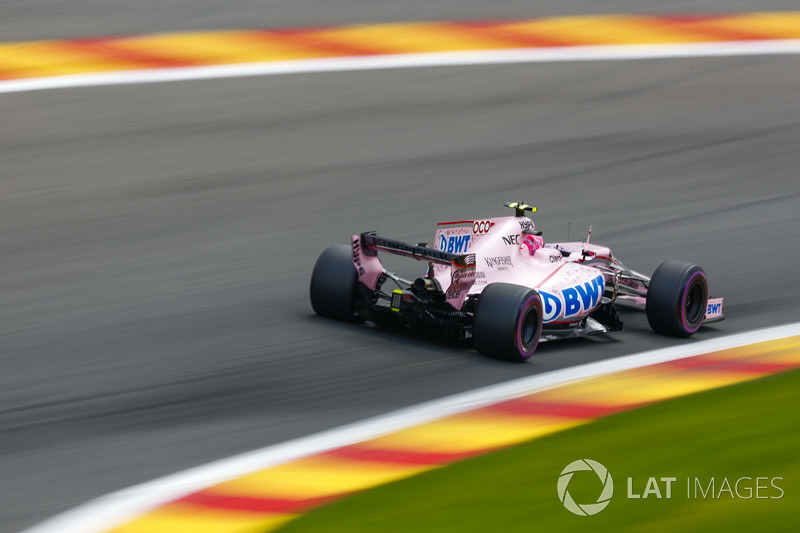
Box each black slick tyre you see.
[646,260,708,337]
[309,244,363,323]
[472,283,543,362]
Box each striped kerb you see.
[1,13,800,81]
[109,336,800,532]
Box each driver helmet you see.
[522,233,544,255]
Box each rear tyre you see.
[473,283,543,362]
[310,244,363,323]
[646,260,708,337]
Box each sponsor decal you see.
[484,256,513,268]
[351,239,366,276]
[452,269,476,283]
[452,253,476,269]
[549,254,563,263]
[502,235,520,245]
[472,220,494,234]
[540,274,605,322]
[475,271,486,278]
[438,234,472,254]
[519,219,535,230]
[706,299,723,318]
[446,287,462,299]
[619,277,640,289]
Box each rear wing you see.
[361,232,475,269]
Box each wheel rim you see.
[518,302,540,354]
[682,272,707,330]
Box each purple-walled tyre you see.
[473,283,543,363]
[310,245,364,323]
[646,260,708,338]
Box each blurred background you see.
[1,1,799,531]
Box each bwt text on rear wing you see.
[360,232,475,269]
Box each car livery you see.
[539,274,605,323]
[311,202,724,363]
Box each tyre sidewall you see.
[473,283,543,362]
[309,244,361,322]
[646,261,708,337]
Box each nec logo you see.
[502,235,520,245]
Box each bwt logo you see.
[558,459,614,516]
[540,275,604,322]
[437,234,471,254]
[707,302,722,315]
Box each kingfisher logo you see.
[540,275,604,322]
[438,234,471,254]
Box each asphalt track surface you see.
[3,4,800,533]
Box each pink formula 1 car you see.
[310,202,724,362]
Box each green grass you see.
[276,368,800,533]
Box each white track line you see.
[21,322,800,533]
[2,40,800,95]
